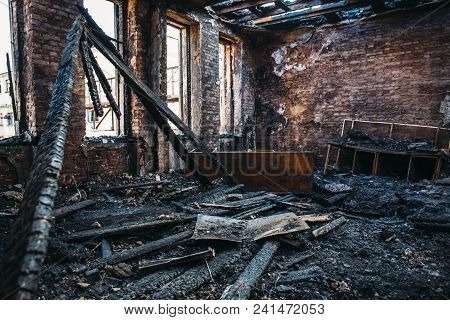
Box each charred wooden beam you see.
[215,0,277,15]
[249,6,265,17]
[84,33,211,185]
[275,1,291,12]
[233,203,276,219]
[65,216,196,242]
[101,239,112,259]
[152,248,244,299]
[253,0,366,26]
[92,230,193,268]
[312,216,347,237]
[78,5,237,186]
[139,247,215,271]
[277,265,322,284]
[0,17,84,300]
[221,241,280,300]
[100,181,170,192]
[80,38,103,117]
[237,0,317,23]
[86,42,121,118]
[6,53,17,124]
[125,267,187,297]
[53,199,97,220]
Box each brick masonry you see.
[253,7,450,159]
[3,1,448,185]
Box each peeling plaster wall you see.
[253,7,450,159]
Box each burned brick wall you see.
[0,144,34,184]
[1,0,257,185]
[253,7,450,159]
[9,0,87,183]
[186,11,255,151]
[85,141,129,177]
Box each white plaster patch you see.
[271,32,313,77]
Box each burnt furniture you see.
[324,120,449,181]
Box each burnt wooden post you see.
[6,53,18,132]
[0,17,84,300]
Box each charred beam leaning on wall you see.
[80,37,104,117]
[6,53,18,128]
[0,17,84,300]
[86,41,122,119]
[78,5,238,186]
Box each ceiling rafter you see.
[236,0,320,23]
[214,0,280,15]
[275,0,292,11]
[205,0,448,30]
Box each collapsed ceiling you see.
[198,0,447,29]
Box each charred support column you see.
[125,0,165,175]
[0,17,84,300]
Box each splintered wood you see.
[312,216,347,238]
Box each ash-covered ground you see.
[0,171,448,300]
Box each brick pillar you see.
[12,0,86,183]
[127,0,168,175]
[192,22,220,150]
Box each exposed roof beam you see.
[252,0,367,25]
[237,0,320,23]
[215,0,278,15]
[250,6,266,16]
[275,0,292,11]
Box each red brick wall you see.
[12,0,87,182]
[253,7,450,159]
[0,159,18,184]
[86,143,129,177]
[0,145,34,185]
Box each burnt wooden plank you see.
[80,38,103,117]
[220,241,280,300]
[65,216,196,242]
[53,199,97,220]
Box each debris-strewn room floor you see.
[1,171,448,300]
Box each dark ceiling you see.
[178,0,448,30]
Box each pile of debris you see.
[335,129,438,152]
[1,170,448,299]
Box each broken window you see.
[167,20,191,133]
[167,23,183,131]
[219,37,234,136]
[84,0,122,137]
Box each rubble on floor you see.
[335,129,439,153]
[0,170,449,299]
